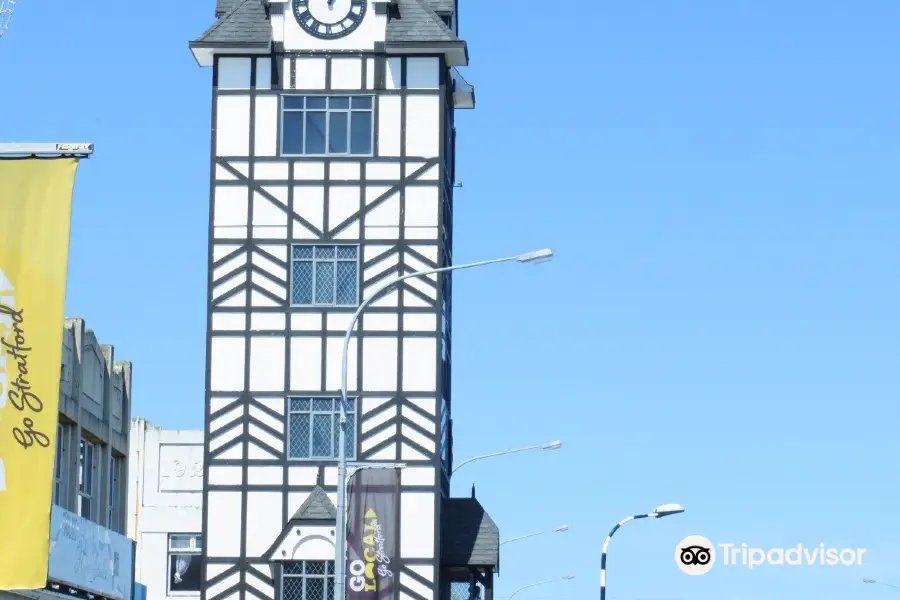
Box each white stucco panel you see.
[399,492,434,559]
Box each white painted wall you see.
[128,418,203,600]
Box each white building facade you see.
[186,3,495,600]
[127,419,204,600]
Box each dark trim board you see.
[201,54,219,600]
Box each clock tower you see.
[188,4,496,600]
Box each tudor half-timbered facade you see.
[188,3,496,600]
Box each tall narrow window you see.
[54,423,64,504]
[168,534,203,594]
[108,455,121,531]
[77,438,96,519]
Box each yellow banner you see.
[0,158,78,590]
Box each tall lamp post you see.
[507,576,575,600]
[451,441,562,475]
[334,248,554,600]
[600,504,684,600]
[501,525,569,546]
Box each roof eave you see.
[188,41,271,67]
[384,40,468,66]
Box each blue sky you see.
[2,0,899,599]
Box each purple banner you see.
[346,468,399,600]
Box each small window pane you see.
[311,414,332,457]
[312,398,332,411]
[290,397,310,412]
[306,561,326,575]
[332,414,340,459]
[305,112,326,154]
[351,96,372,109]
[344,412,356,457]
[283,112,305,154]
[169,535,193,550]
[306,577,326,600]
[315,246,335,259]
[349,112,372,155]
[329,97,349,109]
[328,112,349,154]
[336,246,357,259]
[292,261,313,305]
[307,97,326,109]
[314,262,335,304]
[284,96,305,109]
[290,414,310,458]
[335,261,357,305]
[293,246,313,259]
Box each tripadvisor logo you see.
[675,535,867,575]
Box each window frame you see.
[167,534,203,596]
[290,244,360,307]
[77,437,97,519]
[281,560,336,600]
[54,423,64,504]
[108,454,121,530]
[280,94,375,158]
[287,397,356,461]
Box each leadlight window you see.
[287,398,356,460]
[281,95,374,156]
[291,245,359,306]
[282,561,336,600]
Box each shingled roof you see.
[261,485,339,561]
[441,497,499,568]
[291,486,337,520]
[194,0,271,46]
[192,0,460,46]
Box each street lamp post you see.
[507,576,575,600]
[333,248,554,600]
[501,525,569,546]
[451,441,562,476]
[600,504,684,600]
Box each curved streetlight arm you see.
[334,250,552,600]
[506,577,573,600]
[600,505,683,600]
[864,578,900,590]
[506,580,555,600]
[452,444,544,475]
[501,526,568,546]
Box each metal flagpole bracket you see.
[0,143,94,158]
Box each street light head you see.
[561,576,576,581]
[654,503,685,518]
[542,440,562,450]
[554,525,569,532]
[863,578,875,584]
[516,248,553,264]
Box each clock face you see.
[292,0,367,40]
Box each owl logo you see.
[675,536,716,575]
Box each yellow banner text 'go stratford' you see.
[0,158,78,590]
